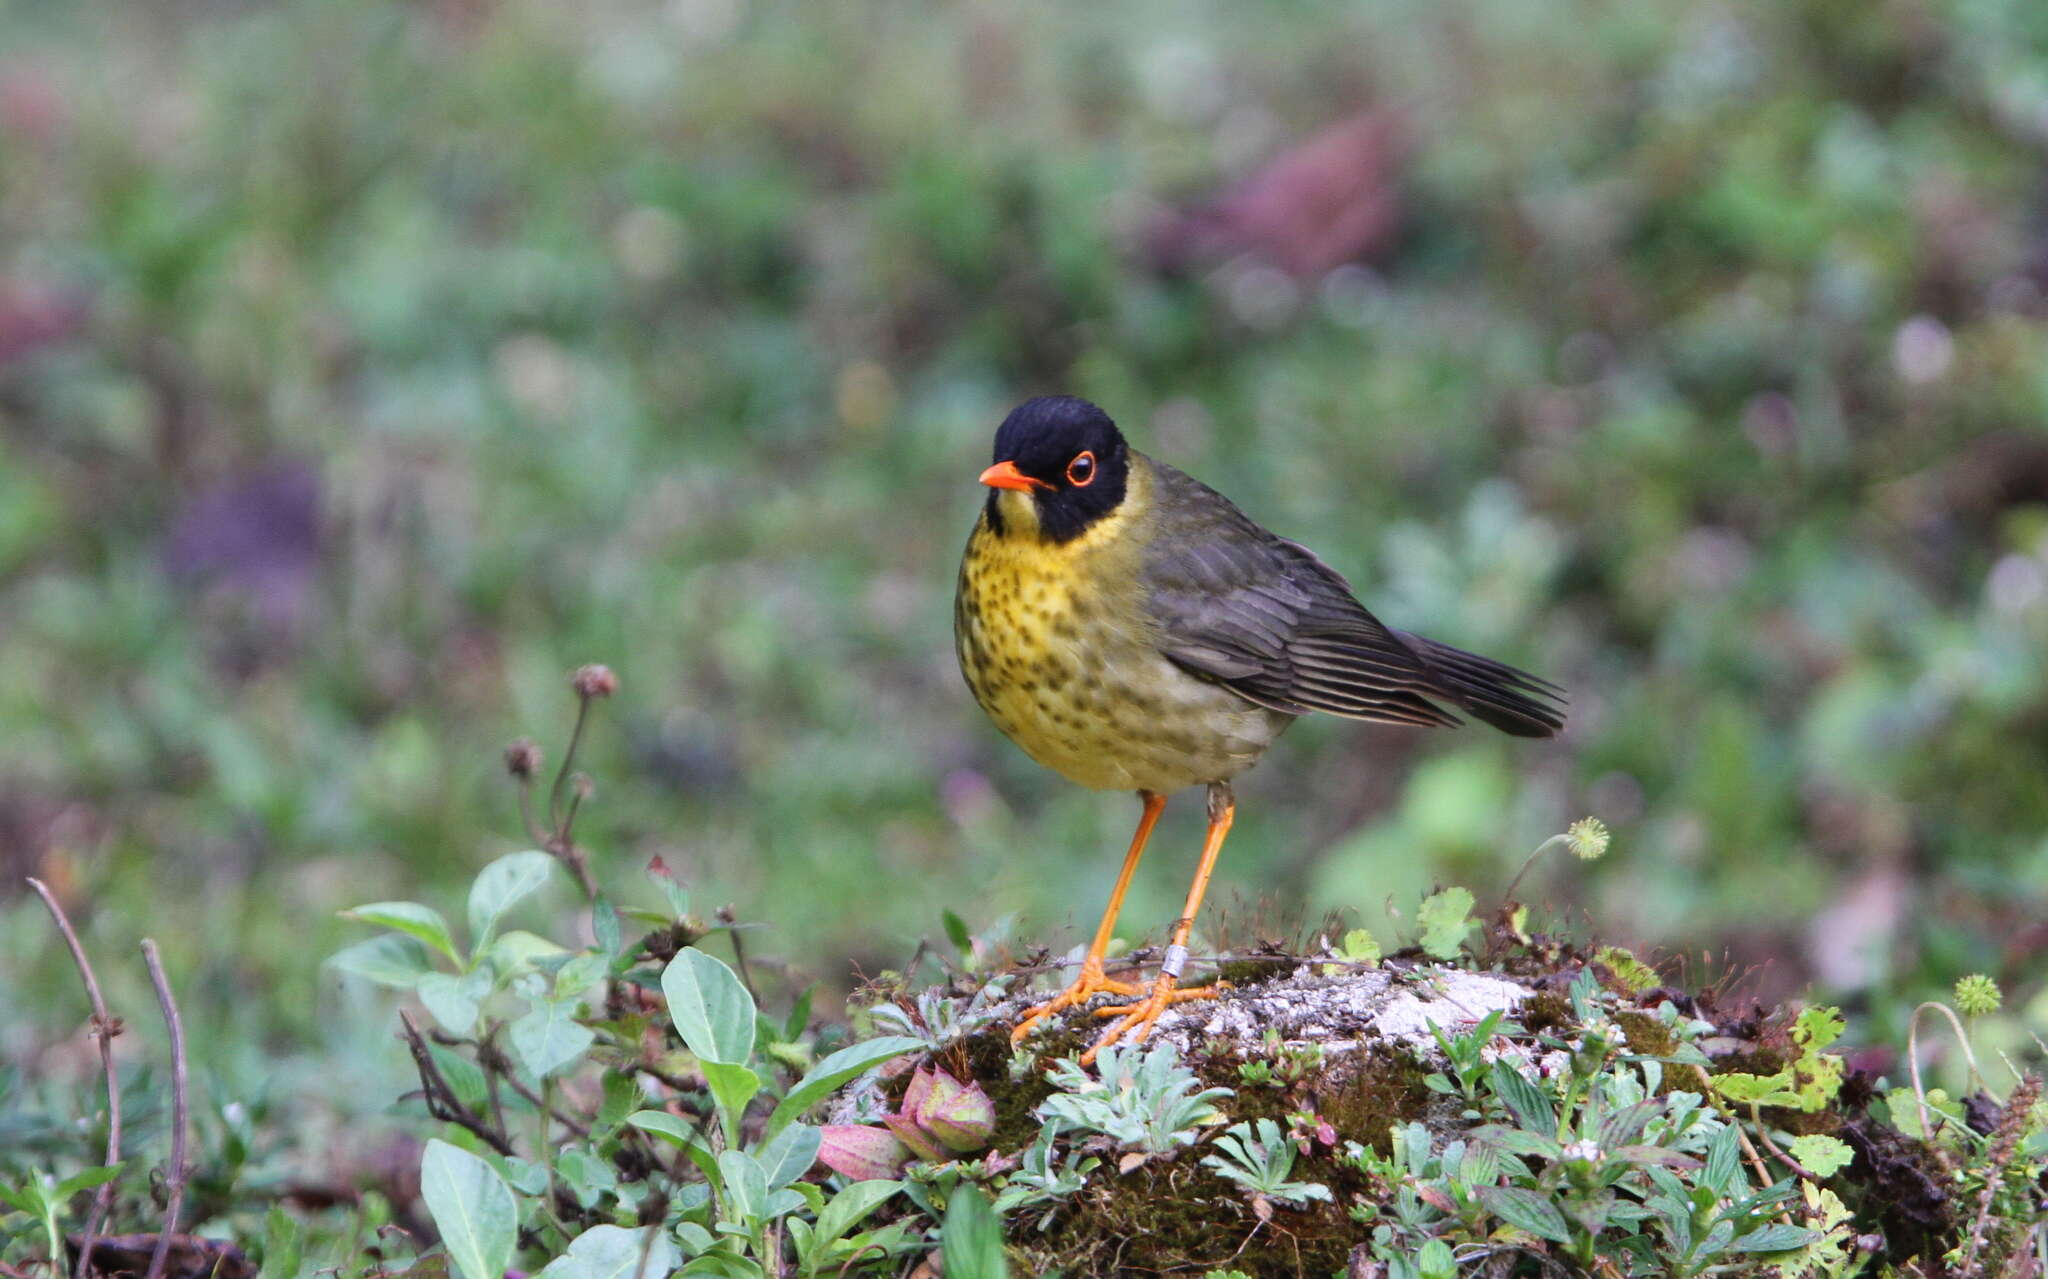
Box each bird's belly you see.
[956,549,1291,793]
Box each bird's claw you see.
[1079,975,1226,1065]
[1010,961,1143,1045]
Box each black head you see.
[979,396,1131,543]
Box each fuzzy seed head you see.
[504,738,543,778]
[1953,973,2002,1017]
[1567,817,1611,861]
[572,664,618,698]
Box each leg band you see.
[1160,943,1189,980]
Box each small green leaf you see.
[814,1180,902,1248]
[1488,1059,1556,1136]
[1340,928,1381,964]
[718,1149,768,1224]
[536,1224,679,1279]
[509,999,596,1078]
[1788,1133,1854,1177]
[1475,1184,1573,1244]
[258,1204,303,1279]
[766,1035,926,1137]
[1712,1071,1800,1108]
[467,851,558,952]
[1791,1007,1845,1054]
[51,1163,124,1199]
[942,909,972,955]
[1417,887,1475,960]
[756,1122,822,1190]
[627,1111,719,1180]
[595,1071,639,1138]
[417,971,489,1036]
[661,948,757,1066]
[486,929,568,976]
[0,1180,44,1214]
[328,935,434,989]
[1730,1223,1824,1252]
[702,1059,761,1142]
[783,986,815,1041]
[1701,1124,1741,1194]
[647,859,691,920]
[941,1186,1007,1279]
[343,902,462,966]
[553,952,609,1000]
[591,897,622,958]
[1416,1237,1456,1279]
[419,1140,516,1279]
[1596,1099,1662,1148]
[427,1043,490,1111]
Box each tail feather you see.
[1395,631,1566,739]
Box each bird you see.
[953,395,1565,1063]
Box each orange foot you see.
[1081,974,1226,1065]
[1011,960,1141,1045]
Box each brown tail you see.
[1396,631,1566,739]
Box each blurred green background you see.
[3,0,2046,1094]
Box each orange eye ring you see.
[1066,451,1097,486]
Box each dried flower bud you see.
[1566,816,1611,861]
[817,1125,909,1180]
[1953,973,2002,1017]
[913,1067,995,1153]
[572,664,618,698]
[504,738,543,779]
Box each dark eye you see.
[1066,451,1097,486]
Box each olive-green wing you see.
[1140,465,1564,737]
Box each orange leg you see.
[1082,782,1236,1065]
[1012,791,1166,1044]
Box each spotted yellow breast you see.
[953,459,1292,793]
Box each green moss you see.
[1614,1009,1678,1059]
[1519,989,1575,1035]
[1014,1157,1365,1277]
[1320,1051,1433,1154]
[944,1022,1073,1152]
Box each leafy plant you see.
[1035,1043,1232,1155]
[1200,1119,1332,1208]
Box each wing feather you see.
[1139,459,1565,737]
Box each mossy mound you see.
[847,944,2034,1277]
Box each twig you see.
[398,1013,516,1156]
[430,1030,591,1137]
[514,778,549,848]
[27,878,122,1279]
[631,1219,662,1279]
[1959,1074,2041,1278]
[548,695,594,831]
[1678,1060,1786,1222]
[139,941,188,1279]
[1746,1100,1818,1185]
[716,907,758,1000]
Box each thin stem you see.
[548,695,594,831]
[1500,835,1570,906]
[718,908,758,1001]
[1746,1100,1817,1184]
[26,878,122,1279]
[1908,999,1980,1171]
[398,1012,515,1156]
[432,1029,590,1137]
[514,778,549,847]
[139,941,188,1279]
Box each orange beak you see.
[978,460,1050,492]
